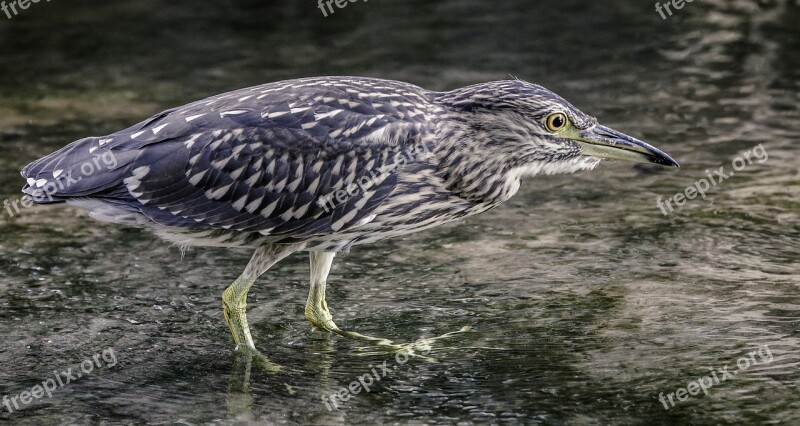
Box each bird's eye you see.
[545,112,569,132]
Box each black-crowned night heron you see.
[21,76,678,361]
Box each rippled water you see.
[1,0,798,424]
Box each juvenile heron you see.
[21,76,678,359]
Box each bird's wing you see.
[22,77,437,238]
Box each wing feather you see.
[21,77,435,239]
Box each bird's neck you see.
[430,115,603,206]
[432,122,522,206]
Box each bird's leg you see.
[304,251,472,359]
[304,251,340,333]
[222,244,297,367]
[305,251,399,347]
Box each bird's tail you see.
[20,136,137,204]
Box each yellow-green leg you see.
[304,251,339,333]
[305,251,395,346]
[304,250,471,358]
[222,244,298,366]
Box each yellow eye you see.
[545,112,569,132]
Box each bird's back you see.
[21,77,449,247]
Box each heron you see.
[21,76,678,361]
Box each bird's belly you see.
[120,169,496,252]
[304,194,492,251]
[145,196,492,253]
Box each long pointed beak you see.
[574,125,679,167]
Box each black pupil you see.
[552,115,564,128]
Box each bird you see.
[21,76,678,361]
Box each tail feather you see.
[20,106,182,204]
[20,136,137,204]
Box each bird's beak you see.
[574,125,679,167]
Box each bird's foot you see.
[305,309,403,348]
[349,325,473,361]
[307,312,471,361]
[224,296,281,372]
[235,344,282,373]
[304,288,472,360]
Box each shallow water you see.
[0,0,798,424]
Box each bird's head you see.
[434,80,679,184]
